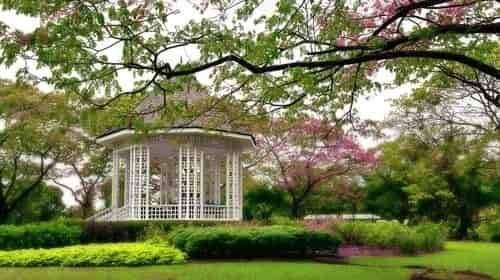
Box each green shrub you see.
[0,242,186,267]
[332,221,447,254]
[168,225,340,259]
[243,187,288,220]
[269,215,303,227]
[80,221,220,243]
[476,218,500,242]
[0,222,81,250]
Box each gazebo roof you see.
[97,80,255,148]
[95,126,256,147]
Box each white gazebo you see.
[89,92,254,222]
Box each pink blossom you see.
[255,118,376,193]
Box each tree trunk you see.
[456,206,473,239]
[0,201,10,224]
[290,199,301,218]
[81,201,95,218]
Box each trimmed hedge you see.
[168,225,341,259]
[0,220,258,250]
[332,222,447,254]
[80,220,225,243]
[0,222,81,250]
[0,242,186,267]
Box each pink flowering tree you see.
[256,118,376,217]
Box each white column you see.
[177,146,183,219]
[159,164,166,204]
[129,147,135,218]
[145,144,150,220]
[225,153,233,219]
[214,161,220,204]
[239,157,243,220]
[187,145,191,219]
[232,152,240,220]
[111,150,120,217]
[124,155,130,207]
[200,150,204,219]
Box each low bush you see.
[80,220,221,243]
[0,222,81,250]
[168,225,341,259]
[0,242,186,267]
[476,218,500,242]
[331,221,447,254]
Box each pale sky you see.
[0,4,410,206]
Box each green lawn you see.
[352,241,500,278]
[0,242,498,280]
[0,262,409,280]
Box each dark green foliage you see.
[364,173,410,223]
[332,222,447,254]
[0,242,186,267]
[243,187,288,220]
[364,136,500,239]
[168,225,341,259]
[476,218,500,242]
[80,221,160,243]
[80,221,220,243]
[0,222,81,250]
[5,184,65,224]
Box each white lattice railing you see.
[88,205,240,222]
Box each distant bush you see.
[331,221,447,254]
[269,215,303,227]
[476,218,500,242]
[0,222,81,250]
[168,225,340,259]
[0,242,186,267]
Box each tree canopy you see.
[255,117,375,216]
[365,134,500,238]
[0,0,497,125]
[0,80,76,223]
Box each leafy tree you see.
[389,72,499,137]
[365,134,500,238]
[256,118,375,217]
[302,177,366,215]
[50,137,110,218]
[243,185,288,221]
[0,0,497,124]
[5,183,65,224]
[364,170,410,223]
[0,81,76,223]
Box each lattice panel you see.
[129,145,150,220]
[225,153,234,219]
[178,144,204,219]
[225,152,242,220]
[124,156,130,206]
